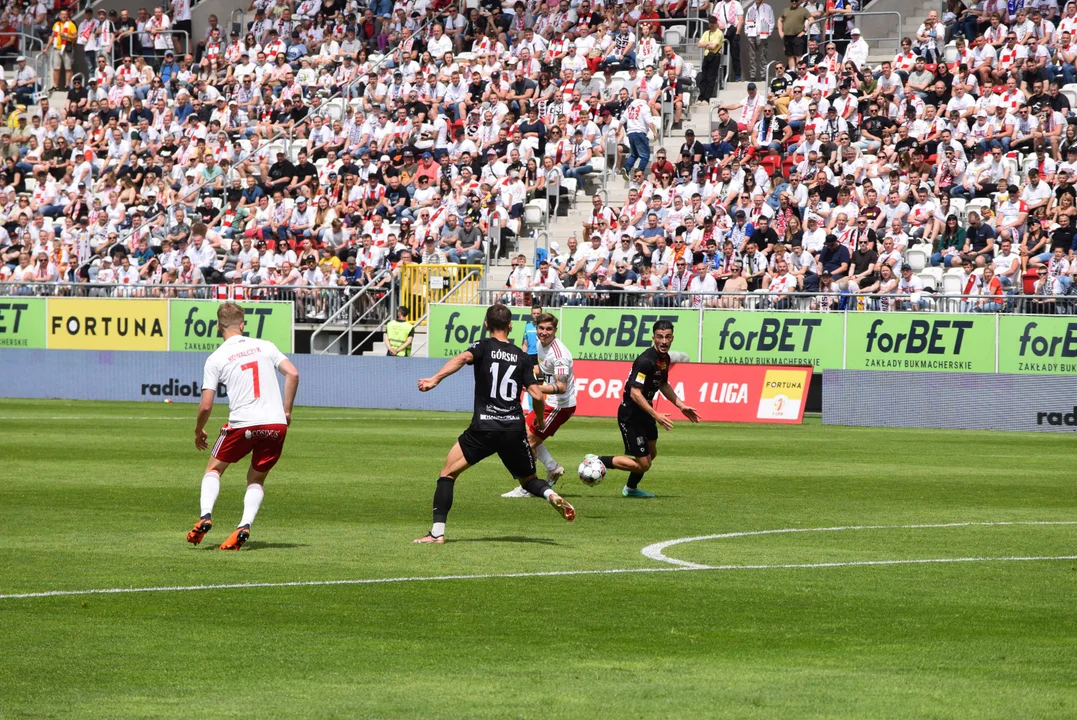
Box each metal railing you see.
[229,9,246,37]
[2,32,49,102]
[109,30,190,68]
[408,270,484,356]
[399,263,484,323]
[0,281,387,321]
[445,287,1074,314]
[310,274,398,355]
[822,10,904,55]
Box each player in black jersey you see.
[589,319,699,498]
[413,304,576,543]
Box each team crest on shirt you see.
[657,361,668,371]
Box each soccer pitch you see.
[1,400,1075,719]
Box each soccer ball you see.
[578,457,606,486]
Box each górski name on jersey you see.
[468,337,537,431]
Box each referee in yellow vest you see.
[386,306,414,357]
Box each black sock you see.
[627,472,644,489]
[433,476,454,523]
[523,477,552,498]
[598,455,615,470]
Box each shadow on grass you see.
[244,542,310,551]
[451,536,561,546]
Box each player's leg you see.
[220,425,288,550]
[535,407,573,483]
[219,468,269,550]
[500,433,575,522]
[503,408,570,497]
[188,429,238,544]
[592,417,658,498]
[415,439,475,544]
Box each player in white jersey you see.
[501,312,578,498]
[186,303,299,550]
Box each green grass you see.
[1,400,1075,719]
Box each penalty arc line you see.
[639,520,1077,569]
[2,554,1076,602]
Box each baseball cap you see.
[901,263,912,271]
[850,27,861,35]
[379,155,390,162]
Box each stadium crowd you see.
[0,0,1076,315]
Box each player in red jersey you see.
[186,303,299,550]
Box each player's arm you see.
[278,358,299,425]
[629,385,672,430]
[660,382,700,423]
[194,388,215,451]
[417,350,473,392]
[537,361,570,395]
[195,360,220,450]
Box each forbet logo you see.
[574,312,680,359]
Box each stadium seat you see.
[906,245,929,272]
[919,267,943,290]
[940,270,965,310]
[524,200,547,226]
[325,99,345,122]
[664,25,686,46]
[966,197,992,218]
[944,42,958,65]
[1062,83,1077,107]
[590,156,606,174]
[950,197,967,222]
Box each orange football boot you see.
[219,525,250,550]
[186,516,213,545]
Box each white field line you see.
[639,521,1077,568]
[1,521,1075,601]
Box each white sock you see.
[200,472,220,517]
[535,444,559,472]
[542,488,555,500]
[239,484,264,528]
[431,521,446,537]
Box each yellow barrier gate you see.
[399,264,484,323]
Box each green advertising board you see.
[169,300,294,352]
[560,307,699,361]
[428,303,530,357]
[845,313,995,373]
[700,311,843,368]
[0,298,46,349]
[998,316,1077,374]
